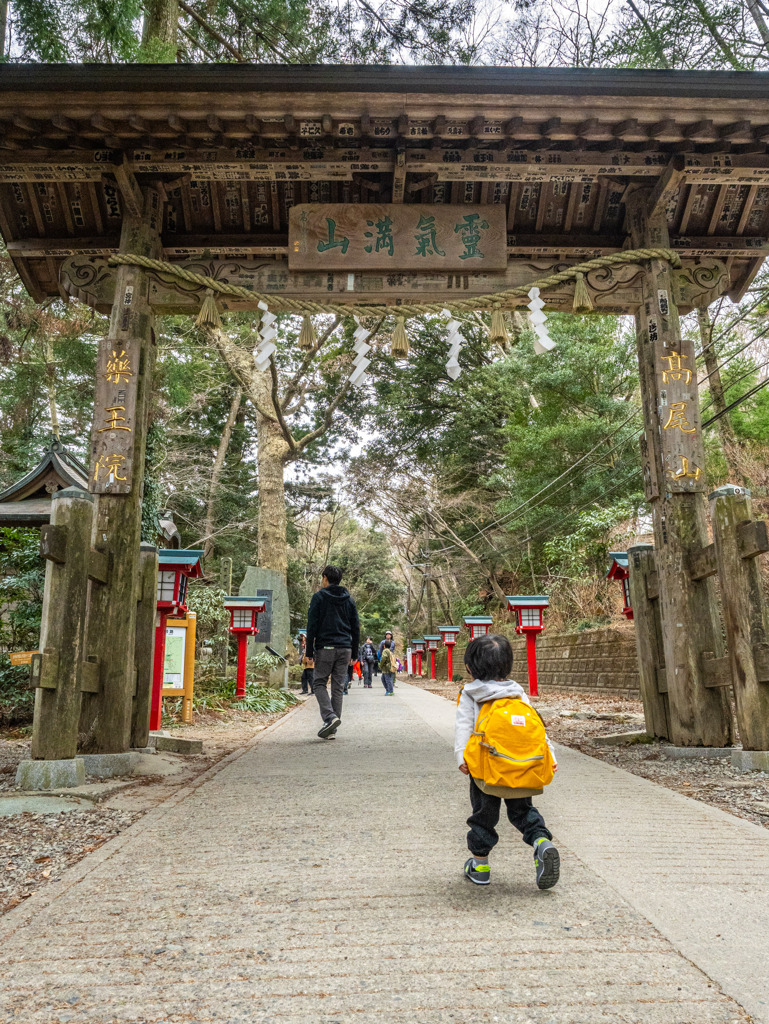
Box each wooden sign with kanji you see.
[288,203,507,271]
[89,334,139,495]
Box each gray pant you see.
[313,647,351,723]
[362,660,374,686]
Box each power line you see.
[429,403,642,554]
[702,374,769,428]
[700,354,769,417]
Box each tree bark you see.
[253,368,291,577]
[142,0,179,57]
[747,0,769,51]
[202,386,242,561]
[0,1,8,58]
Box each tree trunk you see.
[0,1,8,58]
[253,368,290,578]
[747,0,769,51]
[203,386,242,561]
[141,0,179,58]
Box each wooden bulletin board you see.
[161,612,197,724]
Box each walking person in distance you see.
[360,637,377,688]
[380,640,396,696]
[305,565,360,739]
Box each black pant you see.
[467,777,551,857]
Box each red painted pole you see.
[430,649,436,680]
[417,652,422,676]
[447,644,454,682]
[235,633,249,697]
[150,611,169,732]
[526,631,539,697]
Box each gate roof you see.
[0,64,768,305]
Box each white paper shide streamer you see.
[527,287,555,355]
[443,308,463,381]
[254,301,278,371]
[350,322,371,386]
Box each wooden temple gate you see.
[1,65,769,757]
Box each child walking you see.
[455,633,560,889]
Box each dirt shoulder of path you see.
[413,679,769,832]
[0,698,309,917]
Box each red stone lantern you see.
[410,638,426,676]
[507,595,549,698]
[423,635,441,681]
[438,625,460,682]
[151,549,203,731]
[224,597,266,698]
[606,552,633,620]
[463,615,493,640]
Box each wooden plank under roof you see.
[0,64,768,305]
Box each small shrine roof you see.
[0,440,88,527]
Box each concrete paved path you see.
[0,682,766,1024]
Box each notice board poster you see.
[163,626,186,689]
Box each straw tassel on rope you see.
[390,316,409,358]
[196,287,221,328]
[489,304,509,347]
[572,272,594,314]
[298,313,317,351]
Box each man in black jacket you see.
[305,565,360,738]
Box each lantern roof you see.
[224,595,267,609]
[423,634,441,641]
[157,549,204,576]
[506,595,550,608]
[438,625,460,634]
[410,638,426,647]
[463,616,494,625]
[606,552,630,579]
[2,65,768,314]
[297,628,307,635]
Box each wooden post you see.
[131,542,158,748]
[710,485,769,750]
[627,544,671,740]
[79,182,164,753]
[181,612,196,724]
[627,190,732,747]
[30,486,94,760]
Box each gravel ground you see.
[0,701,302,919]
[413,679,769,832]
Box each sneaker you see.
[533,838,560,890]
[318,716,341,739]
[464,857,491,885]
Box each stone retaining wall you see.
[420,624,640,695]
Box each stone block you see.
[153,735,203,754]
[661,745,735,759]
[731,749,769,772]
[15,758,86,791]
[77,752,137,778]
[594,731,654,746]
[240,565,290,659]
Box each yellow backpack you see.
[463,697,556,798]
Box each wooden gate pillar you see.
[30,486,95,760]
[131,542,159,749]
[627,190,731,747]
[79,178,164,753]
[710,485,769,750]
[627,544,670,740]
